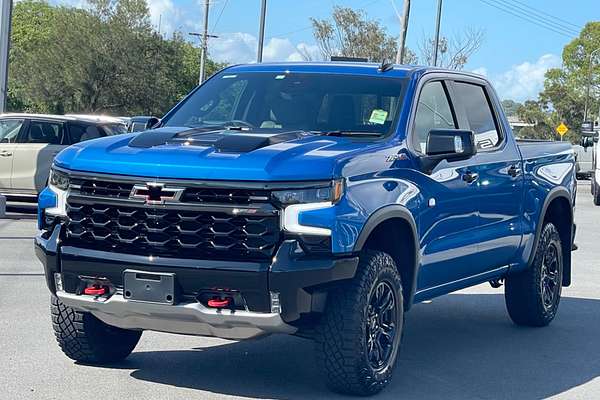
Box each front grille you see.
[76,178,271,205]
[78,180,134,199]
[64,202,281,261]
[181,188,270,204]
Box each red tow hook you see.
[84,285,107,296]
[207,297,232,308]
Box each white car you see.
[0,113,127,199]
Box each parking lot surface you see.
[1,181,599,400]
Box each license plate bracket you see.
[123,270,176,305]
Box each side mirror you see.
[421,129,476,173]
[580,135,598,148]
[146,116,161,129]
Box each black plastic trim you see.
[526,187,573,286]
[353,205,420,309]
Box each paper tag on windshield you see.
[369,109,388,125]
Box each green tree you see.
[8,0,223,116]
[310,6,417,63]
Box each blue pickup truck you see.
[36,62,576,395]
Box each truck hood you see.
[55,126,374,181]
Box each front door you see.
[0,119,25,191]
[410,80,481,293]
[11,120,66,194]
[449,80,524,269]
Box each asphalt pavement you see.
[1,181,599,400]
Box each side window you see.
[69,124,104,144]
[0,119,24,143]
[23,121,63,144]
[452,82,500,150]
[412,81,456,153]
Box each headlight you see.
[46,167,69,217]
[279,179,344,236]
[273,179,344,205]
[49,168,69,191]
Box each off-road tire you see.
[316,250,404,396]
[505,223,563,327]
[51,295,142,363]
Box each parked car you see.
[36,63,576,396]
[0,113,127,199]
[581,133,600,204]
[573,144,593,179]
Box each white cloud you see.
[488,54,561,101]
[471,67,488,77]
[210,33,321,64]
[147,0,176,34]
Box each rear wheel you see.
[316,250,404,396]
[51,296,142,363]
[505,223,563,327]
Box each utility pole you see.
[394,0,411,64]
[584,48,600,123]
[432,0,443,67]
[257,0,267,62]
[199,0,210,84]
[0,0,12,112]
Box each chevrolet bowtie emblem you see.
[130,183,184,205]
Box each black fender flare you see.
[353,205,420,309]
[526,187,573,286]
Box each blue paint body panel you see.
[44,62,576,305]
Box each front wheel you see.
[51,296,142,363]
[505,223,563,327]
[316,250,404,396]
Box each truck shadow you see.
[125,293,600,399]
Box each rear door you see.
[448,79,524,269]
[0,118,25,191]
[11,119,66,193]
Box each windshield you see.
[101,124,128,136]
[162,72,405,136]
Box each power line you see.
[505,0,580,31]
[499,0,580,36]
[211,0,229,33]
[477,0,577,39]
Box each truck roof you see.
[0,113,126,125]
[224,62,486,81]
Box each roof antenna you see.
[378,53,394,72]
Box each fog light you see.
[54,273,63,291]
[270,291,282,314]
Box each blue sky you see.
[60,0,598,101]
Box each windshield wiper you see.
[314,130,382,137]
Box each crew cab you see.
[0,113,127,200]
[35,63,576,395]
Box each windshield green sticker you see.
[222,74,237,79]
[275,74,286,80]
[369,109,388,125]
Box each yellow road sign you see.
[556,122,569,136]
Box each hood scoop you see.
[129,127,309,153]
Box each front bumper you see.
[35,224,359,339]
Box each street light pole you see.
[584,47,600,123]
[432,0,443,67]
[0,0,12,113]
[257,0,267,63]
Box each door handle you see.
[508,165,522,177]
[462,171,479,184]
[0,150,12,157]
